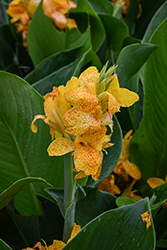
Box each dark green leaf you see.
[0,24,16,70]
[71,0,105,52]
[88,0,114,15]
[75,187,116,227]
[0,71,64,216]
[27,1,65,67]
[116,197,137,207]
[116,43,158,88]
[87,115,122,186]
[64,198,155,250]
[130,19,167,196]
[0,177,52,211]
[31,59,80,96]
[25,47,81,84]
[99,14,129,53]
[142,1,167,43]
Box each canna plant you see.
[1,0,167,249]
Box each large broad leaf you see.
[24,47,81,84]
[87,115,122,186]
[64,198,155,250]
[27,1,92,67]
[142,1,167,43]
[0,72,64,216]
[116,43,158,88]
[75,187,116,227]
[130,19,167,196]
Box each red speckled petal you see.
[63,107,97,135]
[74,146,101,175]
[82,125,107,148]
[47,137,75,156]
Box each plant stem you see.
[63,152,76,243]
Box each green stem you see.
[63,152,76,243]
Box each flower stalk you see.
[63,152,76,243]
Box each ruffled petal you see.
[82,125,107,148]
[47,137,75,156]
[74,146,101,175]
[63,107,98,135]
[65,87,99,113]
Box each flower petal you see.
[47,240,66,250]
[82,125,107,148]
[74,146,101,175]
[65,87,99,113]
[63,107,99,135]
[112,88,139,107]
[147,177,166,189]
[107,92,120,114]
[122,160,141,180]
[47,137,75,156]
[67,223,81,243]
[106,74,119,93]
[30,115,47,133]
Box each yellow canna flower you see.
[31,65,139,181]
[113,130,141,181]
[22,223,81,250]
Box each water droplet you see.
[132,238,135,242]
[119,243,122,247]
[137,243,140,247]
[98,217,101,223]
[83,228,86,233]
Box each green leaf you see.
[24,47,81,84]
[116,197,137,208]
[150,183,167,204]
[71,0,105,52]
[64,198,155,250]
[88,0,114,15]
[87,115,122,186]
[130,19,167,196]
[0,71,64,216]
[0,177,52,211]
[0,24,16,70]
[75,187,116,227]
[0,239,12,250]
[134,0,163,38]
[142,1,167,43]
[27,1,65,67]
[31,59,80,96]
[7,197,64,247]
[116,43,158,88]
[28,1,93,67]
[99,14,129,53]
